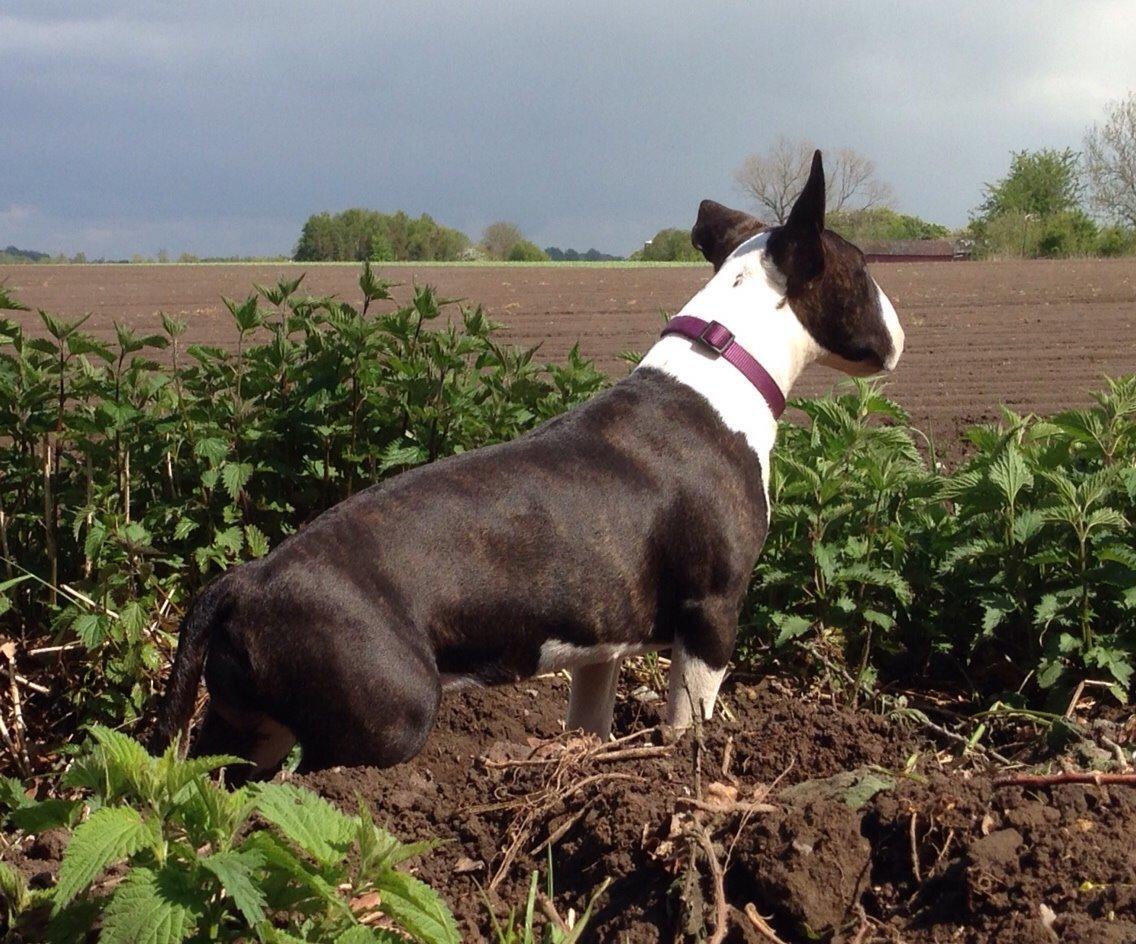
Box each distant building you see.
[860,239,970,262]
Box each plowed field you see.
[4,259,1135,451]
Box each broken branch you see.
[994,771,1136,788]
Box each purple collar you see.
[660,315,786,419]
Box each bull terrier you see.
[153,151,904,778]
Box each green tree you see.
[969,149,1098,258]
[506,239,549,261]
[633,228,702,262]
[370,232,395,261]
[294,210,470,262]
[827,208,950,243]
[978,148,1084,218]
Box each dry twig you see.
[537,894,573,935]
[908,812,922,884]
[14,674,49,696]
[994,771,1136,788]
[1100,735,1131,771]
[484,734,644,891]
[675,796,776,816]
[531,807,587,856]
[689,823,729,944]
[1,640,31,776]
[24,641,83,660]
[743,902,788,944]
[909,712,1013,766]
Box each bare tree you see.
[1084,92,1136,228]
[480,221,524,260]
[733,136,894,223]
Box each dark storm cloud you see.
[2,1,1133,257]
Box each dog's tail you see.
[150,583,226,755]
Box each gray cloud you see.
[2,1,1134,257]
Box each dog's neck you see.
[636,237,822,490]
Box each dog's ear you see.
[691,200,765,271]
[766,149,826,295]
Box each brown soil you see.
[3,259,1136,464]
[283,674,1134,943]
[6,672,1134,942]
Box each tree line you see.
[291,212,622,263]
[8,92,1136,264]
[722,91,1136,260]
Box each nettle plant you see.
[938,378,1136,700]
[0,269,606,741]
[742,381,939,696]
[739,376,1136,704]
[0,726,458,943]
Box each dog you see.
[153,151,904,778]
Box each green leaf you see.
[224,295,263,333]
[979,592,1016,636]
[244,524,270,558]
[156,747,246,802]
[0,859,29,916]
[379,869,460,944]
[1099,544,1136,571]
[0,574,32,595]
[1011,508,1044,544]
[257,927,312,944]
[8,797,83,834]
[200,849,267,926]
[72,612,106,649]
[0,775,31,815]
[989,447,1032,505]
[335,928,373,944]
[862,609,895,630]
[1057,633,1081,655]
[1037,659,1066,689]
[87,725,156,799]
[120,601,148,638]
[99,866,201,944]
[194,437,230,465]
[53,806,156,911]
[221,461,254,501]
[774,615,812,647]
[835,562,912,605]
[1086,507,1127,533]
[255,783,355,867]
[173,518,198,541]
[1034,593,1062,626]
[1086,647,1135,688]
[377,441,426,473]
[240,831,348,913]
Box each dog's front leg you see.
[666,639,728,728]
[566,659,621,739]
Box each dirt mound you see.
[298,676,1136,942]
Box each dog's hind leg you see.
[192,702,296,785]
[566,658,621,739]
[286,628,442,773]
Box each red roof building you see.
[859,238,968,262]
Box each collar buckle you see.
[696,320,735,355]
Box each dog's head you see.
[691,151,903,376]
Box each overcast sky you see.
[3,1,1135,258]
